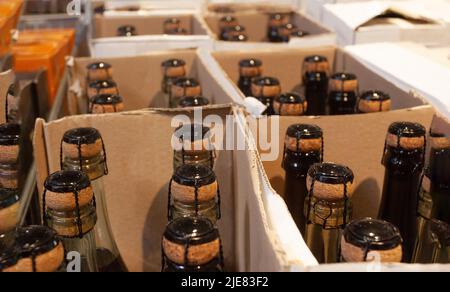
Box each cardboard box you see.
[322,0,450,45]
[0,69,14,124]
[202,9,336,50]
[206,46,427,111]
[67,49,241,115]
[33,105,289,272]
[90,11,213,58]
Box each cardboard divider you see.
[68,49,238,115]
[212,46,427,111]
[33,105,286,272]
[0,69,14,124]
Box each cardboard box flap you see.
[0,70,14,124]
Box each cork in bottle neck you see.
[117,25,137,37]
[284,124,323,153]
[307,163,354,201]
[329,73,358,93]
[385,121,426,151]
[303,55,330,74]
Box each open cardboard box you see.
[67,49,240,115]
[90,11,213,58]
[33,105,289,272]
[206,46,427,111]
[202,8,336,50]
[321,0,450,45]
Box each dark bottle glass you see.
[328,73,358,115]
[303,55,330,116]
[178,96,210,108]
[238,58,263,97]
[379,121,426,263]
[168,164,221,224]
[161,59,187,99]
[229,33,248,42]
[166,28,188,35]
[86,62,113,82]
[219,16,239,40]
[0,245,18,272]
[277,23,297,43]
[358,90,391,114]
[43,170,99,272]
[170,78,202,108]
[117,25,137,37]
[251,76,281,116]
[162,217,224,272]
[0,123,21,190]
[87,80,119,101]
[61,128,128,272]
[267,13,290,42]
[222,25,247,42]
[172,123,215,171]
[282,124,323,235]
[12,226,65,272]
[164,18,181,34]
[304,163,354,264]
[273,92,307,116]
[341,218,403,263]
[413,219,450,264]
[413,130,450,263]
[0,188,20,250]
[89,94,124,114]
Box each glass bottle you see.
[282,124,323,235]
[304,163,354,264]
[178,96,210,108]
[0,123,21,190]
[238,58,263,97]
[341,218,403,263]
[413,129,450,263]
[277,23,297,43]
[267,13,290,42]
[303,55,330,116]
[11,226,65,272]
[379,121,426,262]
[61,128,128,272]
[229,33,248,42]
[222,25,247,42]
[0,245,19,272]
[164,18,181,34]
[328,73,358,115]
[358,91,391,114]
[251,76,281,116]
[161,59,187,99]
[87,80,119,101]
[89,94,124,114]
[170,78,202,109]
[117,25,137,37]
[168,164,221,225]
[273,92,308,116]
[86,62,113,82]
[43,170,99,272]
[219,16,239,40]
[173,123,215,171]
[162,216,224,272]
[0,188,20,249]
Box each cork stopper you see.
[358,91,391,113]
[386,122,426,151]
[86,62,113,81]
[162,217,220,266]
[173,124,212,154]
[284,124,323,153]
[0,123,20,164]
[87,80,119,99]
[171,78,202,99]
[219,15,239,30]
[0,188,19,234]
[268,13,290,27]
[430,129,450,150]
[273,92,307,116]
[117,25,137,37]
[44,170,94,212]
[62,128,104,161]
[178,96,210,108]
[164,18,181,32]
[90,94,124,114]
[330,73,358,92]
[279,23,297,38]
[161,59,187,78]
[251,77,281,98]
[341,218,403,263]
[303,55,330,74]
[170,164,218,204]
[306,163,355,201]
[12,226,65,272]
[222,25,246,40]
[239,58,263,77]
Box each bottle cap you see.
[268,13,290,27]
[239,58,263,77]
[178,96,210,108]
[171,78,202,99]
[90,94,124,114]
[86,62,113,81]
[273,92,307,116]
[358,91,391,113]
[251,76,281,98]
[62,127,103,159]
[307,163,355,201]
[278,23,297,38]
[284,124,323,153]
[385,122,426,151]
[223,25,246,40]
[329,73,358,92]
[303,55,330,74]
[117,25,137,37]
[87,80,119,99]
[163,217,220,266]
[219,15,239,30]
[0,123,20,164]
[161,59,186,78]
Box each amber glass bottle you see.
[303,56,329,116]
[238,59,263,97]
[328,73,358,115]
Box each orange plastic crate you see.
[0,17,9,57]
[0,0,23,57]
[18,29,76,56]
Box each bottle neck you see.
[429,147,450,187]
[283,150,322,175]
[305,196,352,230]
[163,257,223,272]
[63,154,106,181]
[383,145,425,171]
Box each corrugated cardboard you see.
[68,49,240,115]
[209,46,427,110]
[202,9,336,50]
[33,105,287,272]
[322,0,450,45]
[0,69,14,124]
